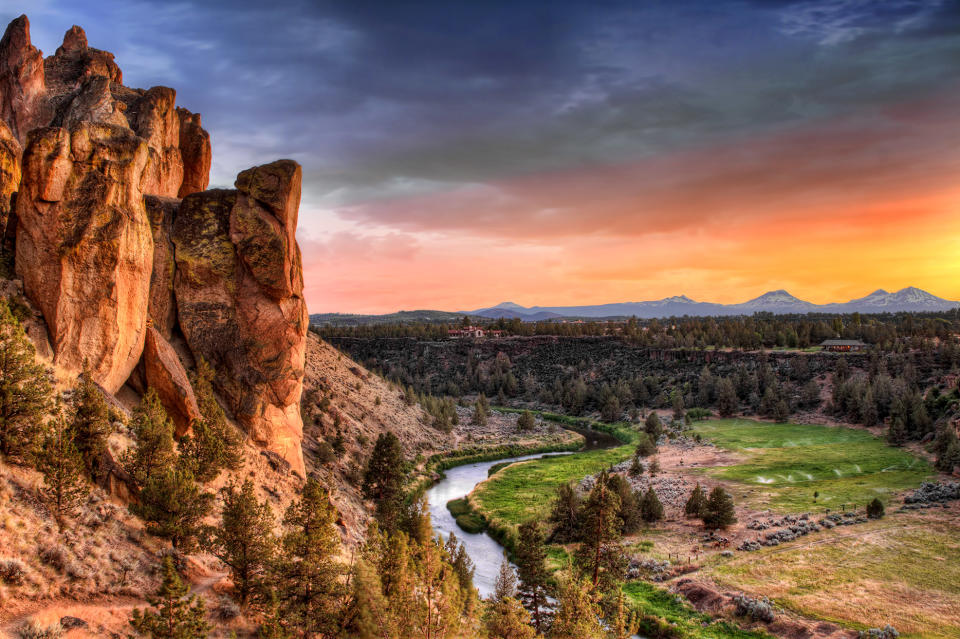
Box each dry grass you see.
[709,509,960,639]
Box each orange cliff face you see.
[0,15,307,476]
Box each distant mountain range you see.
[310,287,960,326]
[463,287,960,320]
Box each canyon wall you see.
[0,15,306,475]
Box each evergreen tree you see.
[716,378,738,417]
[70,368,113,480]
[608,474,641,535]
[684,483,707,518]
[773,400,790,423]
[445,531,476,599]
[701,487,737,530]
[643,412,662,440]
[517,410,535,432]
[130,555,210,638]
[670,390,684,421]
[647,457,661,476]
[639,487,664,523]
[607,587,639,639]
[473,393,489,426]
[633,433,657,458]
[515,521,551,634]
[179,359,242,482]
[867,497,885,519]
[0,299,53,460]
[362,432,408,533]
[548,571,605,639]
[483,594,536,639]
[206,480,276,607]
[628,454,644,477]
[37,410,88,532]
[274,478,345,636]
[575,472,626,590]
[131,466,213,552]
[125,389,176,487]
[548,482,582,543]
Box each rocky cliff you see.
[0,15,307,475]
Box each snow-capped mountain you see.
[463,287,959,320]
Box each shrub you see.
[214,595,242,621]
[734,594,774,622]
[859,626,899,639]
[38,545,68,571]
[0,557,26,584]
[517,410,536,432]
[15,620,63,639]
[867,498,885,519]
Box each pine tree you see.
[684,483,706,518]
[639,487,664,523]
[633,433,657,458]
[125,389,176,487]
[515,521,551,633]
[575,472,626,590]
[206,480,276,607]
[130,555,210,638]
[643,412,662,440]
[274,478,345,636]
[716,377,738,417]
[492,554,517,603]
[130,466,213,552]
[547,571,604,639]
[36,410,88,532]
[483,594,536,639]
[362,432,408,533]
[0,299,53,460]
[548,482,582,543]
[179,358,242,483]
[701,486,737,530]
[70,368,113,480]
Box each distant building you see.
[448,326,488,338]
[820,339,868,352]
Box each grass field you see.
[623,581,773,639]
[691,419,932,512]
[711,514,960,639]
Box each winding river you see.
[426,427,622,596]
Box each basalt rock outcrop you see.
[0,15,308,474]
[173,160,308,475]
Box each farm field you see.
[709,512,960,639]
[691,419,932,512]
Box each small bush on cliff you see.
[36,410,89,532]
[70,368,113,481]
[179,358,242,483]
[0,299,53,461]
[130,466,213,552]
[130,556,209,639]
[124,389,176,487]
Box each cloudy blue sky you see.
[3,0,959,311]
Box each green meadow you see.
[692,419,932,512]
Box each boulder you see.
[134,87,184,197]
[143,327,200,437]
[15,122,152,393]
[173,160,307,475]
[144,195,179,338]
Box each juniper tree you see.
[548,571,605,639]
[125,389,176,487]
[206,480,276,608]
[70,368,113,481]
[179,358,242,483]
[701,486,737,530]
[684,483,707,518]
[716,378,738,417]
[608,473,641,535]
[274,478,345,636]
[0,299,53,460]
[628,454,644,477]
[548,482,582,543]
[131,466,213,552]
[633,432,657,458]
[473,393,489,426]
[647,457,661,476]
[37,410,88,532]
[867,497,885,519]
[130,555,210,639]
[515,521,550,633]
[643,412,662,440]
[517,410,535,432]
[639,487,664,523]
[362,432,408,533]
[575,471,626,590]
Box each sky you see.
[2,0,960,313]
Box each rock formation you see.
[173,160,308,475]
[0,15,308,474]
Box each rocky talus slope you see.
[0,15,307,474]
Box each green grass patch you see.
[692,419,932,512]
[446,498,487,534]
[624,581,773,639]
